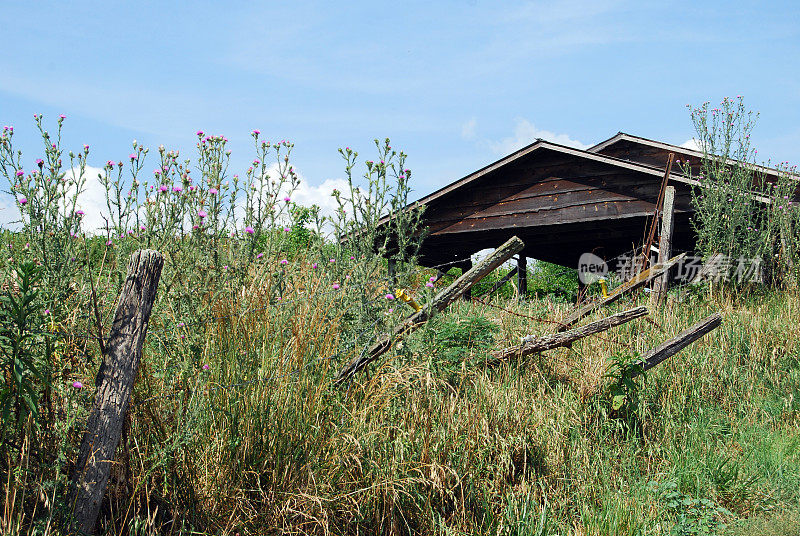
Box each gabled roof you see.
[412,138,697,209]
[589,131,799,183]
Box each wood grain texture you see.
[486,306,648,365]
[631,312,722,377]
[70,250,164,534]
[336,236,524,382]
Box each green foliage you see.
[650,479,732,535]
[427,314,498,379]
[686,96,800,288]
[528,261,579,302]
[0,261,45,431]
[605,352,645,415]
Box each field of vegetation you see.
[1,99,800,535]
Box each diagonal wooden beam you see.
[486,306,648,365]
[336,236,524,382]
[557,253,686,332]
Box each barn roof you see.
[382,134,785,269]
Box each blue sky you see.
[2,1,799,230]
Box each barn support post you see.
[517,255,528,298]
[69,250,163,534]
[651,186,675,306]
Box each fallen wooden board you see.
[630,312,722,377]
[557,253,686,332]
[336,236,525,382]
[486,306,649,365]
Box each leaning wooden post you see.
[651,186,675,306]
[336,236,524,382]
[486,306,648,365]
[630,312,721,378]
[517,255,528,298]
[69,250,163,534]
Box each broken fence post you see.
[629,312,722,378]
[486,306,648,365]
[557,253,686,332]
[69,250,163,534]
[651,185,676,307]
[336,236,524,382]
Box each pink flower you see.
[198,210,207,218]
[18,197,27,205]
[159,185,169,193]
[312,263,318,269]
[172,186,182,193]
[140,225,146,231]
[429,276,436,282]
[15,170,23,177]
[209,188,218,195]
[72,381,83,389]
[280,259,288,265]
[257,253,264,259]
[284,196,291,202]
[385,294,394,300]
[245,226,255,234]
[202,364,210,371]
[332,283,340,290]
[284,227,290,232]
[36,159,44,167]
[252,129,260,135]
[350,256,355,260]
[106,240,112,246]
[426,282,434,288]
[44,308,50,315]
[59,114,66,119]
[329,258,336,263]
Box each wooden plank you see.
[651,186,676,306]
[630,312,722,377]
[518,256,527,298]
[556,253,686,332]
[335,236,524,382]
[485,306,648,365]
[69,250,164,534]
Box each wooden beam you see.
[518,256,528,298]
[336,236,524,382]
[69,250,163,534]
[651,185,676,306]
[557,253,686,332]
[630,312,722,377]
[486,306,648,365]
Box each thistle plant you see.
[686,96,800,288]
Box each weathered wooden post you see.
[517,255,527,298]
[69,250,163,534]
[459,258,473,300]
[651,186,675,306]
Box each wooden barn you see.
[390,132,793,278]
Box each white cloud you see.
[68,165,113,235]
[461,118,477,140]
[488,118,589,155]
[680,138,703,152]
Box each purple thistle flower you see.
[332,283,340,290]
[19,197,27,205]
[245,226,255,235]
[72,381,83,389]
[198,210,207,218]
[173,186,182,193]
[329,258,336,263]
[284,196,291,202]
[350,256,355,260]
[202,364,210,371]
[252,129,260,135]
[197,130,204,136]
[44,308,50,314]
[106,239,113,246]
[284,227,290,232]
[257,253,264,259]
[280,259,288,265]
[426,282,434,288]
[75,209,84,217]
[312,263,318,269]
[159,185,169,193]
[385,294,395,300]
[209,187,219,195]
[15,170,23,177]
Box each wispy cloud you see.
[487,118,588,156]
[461,118,477,140]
